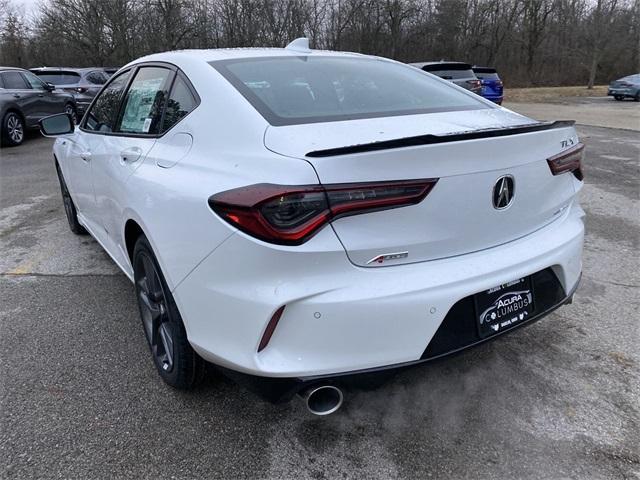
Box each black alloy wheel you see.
[133,236,204,389]
[1,111,24,146]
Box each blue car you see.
[472,66,503,104]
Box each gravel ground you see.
[1,120,639,479]
[505,96,640,132]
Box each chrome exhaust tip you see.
[299,385,344,416]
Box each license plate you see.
[475,277,535,338]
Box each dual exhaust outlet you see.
[298,385,344,416]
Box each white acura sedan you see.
[40,39,584,415]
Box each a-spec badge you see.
[366,251,409,265]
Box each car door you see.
[71,69,133,234]
[20,71,63,117]
[0,71,40,126]
[90,65,174,263]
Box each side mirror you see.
[39,113,75,137]
[44,82,55,91]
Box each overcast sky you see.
[12,0,42,15]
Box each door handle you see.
[13,93,20,98]
[120,147,142,163]
[79,151,92,162]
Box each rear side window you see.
[116,67,172,135]
[1,71,28,89]
[84,70,132,133]
[32,72,81,85]
[162,73,197,131]
[86,71,107,85]
[211,56,486,126]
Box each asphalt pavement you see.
[1,122,639,479]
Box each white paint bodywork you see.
[52,46,584,378]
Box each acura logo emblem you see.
[493,175,515,209]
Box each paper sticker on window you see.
[143,117,152,133]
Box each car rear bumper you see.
[173,200,584,383]
[216,268,580,403]
[608,88,637,97]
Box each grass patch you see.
[506,85,608,103]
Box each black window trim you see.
[79,61,200,139]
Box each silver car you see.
[0,66,76,147]
[608,73,640,101]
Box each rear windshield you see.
[474,72,500,80]
[425,68,475,80]
[210,56,487,126]
[32,72,81,85]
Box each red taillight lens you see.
[209,179,438,245]
[547,143,585,181]
[467,79,481,89]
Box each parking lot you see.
[1,103,639,478]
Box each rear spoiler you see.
[306,120,575,158]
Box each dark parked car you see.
[472,66,504,104]
[410,61,482,95]
[0,66,76,147]
[608,74,640,101]
[30,67,109,117]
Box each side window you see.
[21,71,46,90]
[162,73,198,132]
[83,70,132,133]
[86,71,106,85]
[1,71,29,89]
[116,67,172,135]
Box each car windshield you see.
[210,56,487,126]
[33,72,81,85]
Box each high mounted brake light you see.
[208,179,438,245]
[547,143,584,181]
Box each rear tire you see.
[614,95,624,101]
[133,235,205,389]
[55,163,87,235]
[1,111,25,147]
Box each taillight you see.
[467,79,482,89]
[547,143,584,181]
[209,179,438,245]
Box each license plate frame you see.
[474,276,536,339]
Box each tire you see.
[64,103,77,124]
[1,111,25,147]
[634,93,640,102]
[55,163,87,235]
[614,95,624,101]
[133,235,205,389]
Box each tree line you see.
[1,0,638,87]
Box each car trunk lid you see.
[264,109,580,267]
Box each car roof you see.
[0,66,28,73]
[410,61,472,70]
[29,67,102,73]
[121,46,372,73]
